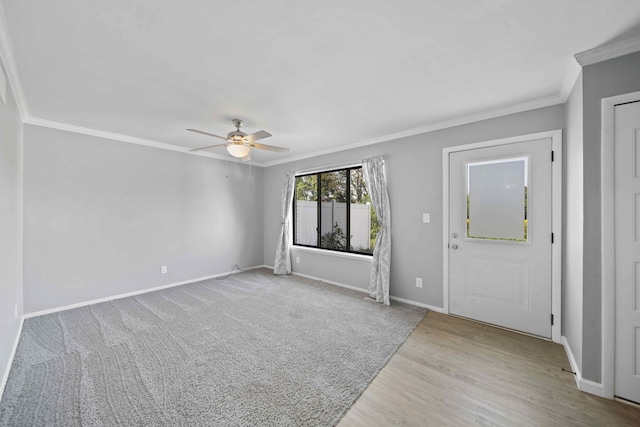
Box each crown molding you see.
[558,58,582,102]
[0,2,29,119]
[260,94,563,167]
[24,116,255,164]
[27,93,563,169]
[574,34,640,66]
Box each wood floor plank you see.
[339,311,640,426]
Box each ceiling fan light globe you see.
[227,144,251,158]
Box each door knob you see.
[451,244,459,250]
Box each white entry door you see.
[449,138,553,338]
[614,100,640,404]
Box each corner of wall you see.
[561,336,604,397]
[0,317,23,398]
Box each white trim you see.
[261,95,563,168]
[24,266,263,318]
[575,35,640,67]
[295,160,362,175]
[580,378,605,397]
[559,59,582,102]
[442,147,451,315]
[551,132,563,343]
[291,271,369,294]
[389,295,444,313]
[0,2,28,119]
[290,271,442,311]
[442,130,563,343]
[601,90,640,400]
[562,336,582,389]
[24,116,257,164]
[291,245,373,261]
[0,317,24,399]
[562,336,606,397]
[20,93,560,169]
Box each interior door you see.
[614,100,640,404]
[449,138,553,338]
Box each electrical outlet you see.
[423,213,430,223]
[296,257,300,264]
[161,265,168,275]
[416,278,423,288]
[14,304,18,319]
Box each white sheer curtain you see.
[363,157,391,305]
[274,172,295,275]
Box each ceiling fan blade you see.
[189,143,229,152]
[248,142,289,153]
[186,128,228,140]
[244,130,271,142]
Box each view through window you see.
[294,167,379,255]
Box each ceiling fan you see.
[187,119,288,161]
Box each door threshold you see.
[448,313,552,342]
[614,397,640,409]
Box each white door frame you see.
[442,130,563,343]
[601,90,640,399]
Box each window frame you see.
[293,166,374,256]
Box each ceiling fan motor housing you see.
[227,130,247,143]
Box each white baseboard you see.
[562,336,582,389]
[389,295,444,313]
[291,271,369,294]
[0,317,24,400]
[561,336,605,397]
[24,265,264,319]
[290,271,443,312]
[579,377,604,397]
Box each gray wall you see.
[581,51,640,382]
[562,73,584,372]
[23,125,263,313]
[263,105,564,308]
[0,64,23,390]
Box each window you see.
[294,166,379,255]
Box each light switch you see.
[423,213,430,223]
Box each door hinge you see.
[551,151,555,162]
[551,233,554,243]
[551,314,554,325]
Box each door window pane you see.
[467,157,528,242]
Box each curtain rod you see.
[295,156,384,175]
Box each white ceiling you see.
[2,0,640,165]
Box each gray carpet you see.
[0,268,426,426]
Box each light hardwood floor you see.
[339,311,640,426]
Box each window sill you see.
[291,246,373,261]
